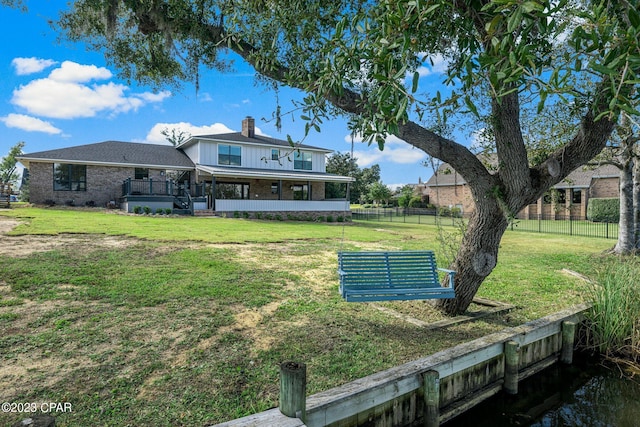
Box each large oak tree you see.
[55,0,639,314]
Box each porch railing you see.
[121,179,205,197]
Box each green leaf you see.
[464,95,479,117]
[591,62,616,75]
[619,103,639,116]
[411,71,419,93]
[522,1,544,13]
[628,7,640,28]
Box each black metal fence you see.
[351,208,619,240]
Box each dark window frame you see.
[218,144,242,166]
[215,182,250,199]
[135,168,149,179]
[53,163,86,191]
[294,151,312,171]
[293,184,309,200]
[572,189,582,204]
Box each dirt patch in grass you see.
[0,232,138,258]
[0,226,515,426]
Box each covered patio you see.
[195,164,353,216]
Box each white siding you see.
[194,140,328,172]
[183,144,200,164]
[215,199,349,212]
[198,142,216,165]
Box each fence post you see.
[423,370,440,427]
[279,361,306,420]
[561,321,576,364]
[569,215,573,236]
[504,341,520,395]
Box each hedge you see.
[587,198,619,223]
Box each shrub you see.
[164,208,172,215]
[408,196,424,208]
[44,199,56,207]
[233,211,241,218]
[587,198,619,223]
[254,212,262,219]
[326,215,334,222]
[242,211,250,219]
[133,206,143,214]
[143,206,152,214]
[275,214,283,221]
[438,206,451,217]
[85,200,96,207]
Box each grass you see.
[353,208,620,240]
[0,207,616,426]
[583,257,640,363]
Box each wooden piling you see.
[423,370,440,427]
[504,341,519,395]
[561,321,576,364]
[279,361,307,420]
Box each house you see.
[17,117,354,217]
[421,160,620,220]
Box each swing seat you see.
[338,251,455,302]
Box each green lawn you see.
[0,207,614,426]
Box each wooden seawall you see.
[213,304,587,427]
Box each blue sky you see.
[0,2,462,188]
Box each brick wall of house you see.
[28,162,180,207]
[28,162,132,206]
[428,185,474,215]
[589,177,619,199]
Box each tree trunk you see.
[436,199,509,315]
[614,159,634,254]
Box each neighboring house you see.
[17,117,354,217]
[421,160,620,220]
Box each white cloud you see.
[136,91,172,103]
[140,121,270,144]
[198,92,213,102]
[48,61,112,83]
[9,61,171,120]
[11,57,57,75]
[0,113,62,134]
[407,53,449,80]
[346,132,427,167]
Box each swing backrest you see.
[337,250,455,302]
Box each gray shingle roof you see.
[426,159,620,189]
[18,141,195,169]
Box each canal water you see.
[443,355,640,427]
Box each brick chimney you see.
[241,116,255,138]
